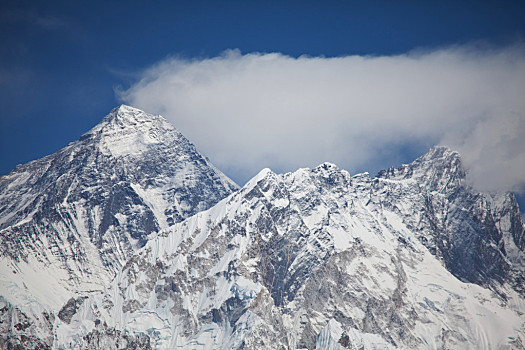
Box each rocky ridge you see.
[59,147,525,349]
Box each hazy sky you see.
[1,1,525,204]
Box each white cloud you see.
[119,45,525,193]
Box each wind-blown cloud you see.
[119,44,525,193]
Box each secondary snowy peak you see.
[377,146,465,190]
[375,146,524,288]
[60,148,525,349]
[0,105,239,347]
[417,145,459,161]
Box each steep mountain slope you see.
[61,147,525,349]
[375,147,524,293]
[0,105,238,348]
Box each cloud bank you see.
[119,45,525,193]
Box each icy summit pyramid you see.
[0,105,238,348]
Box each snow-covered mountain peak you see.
[116,103,143,113]
[410,146,465,192]
[419,145,458,160]
[245,167,274,186]
[77,105,180,158]
[0,106,239,345]
[376,146,465,193]
[412,145,463,174]
[102,104,166,126]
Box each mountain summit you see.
[0,106,238,348]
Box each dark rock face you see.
[58,297,88,324]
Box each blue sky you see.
[1,1,525,208]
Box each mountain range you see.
[1,106,524,349]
